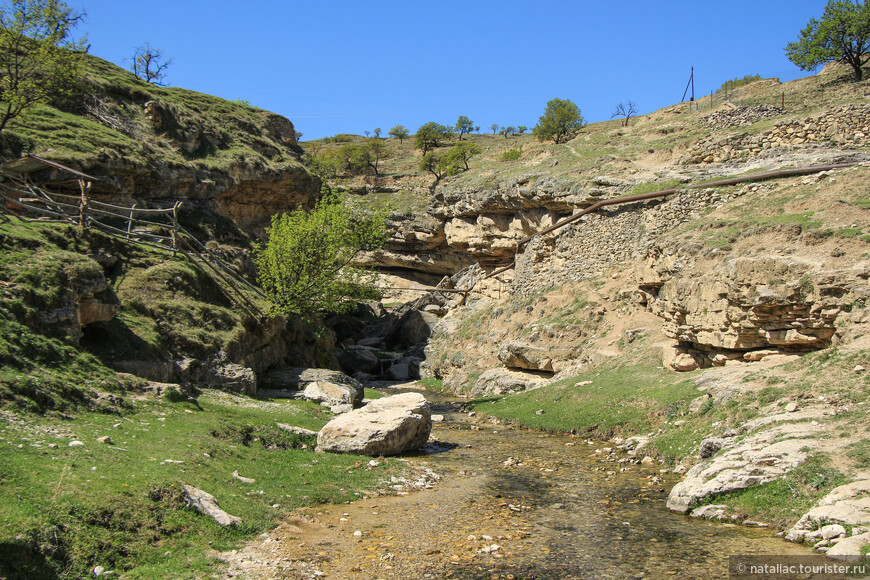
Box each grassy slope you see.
[0,391,411,579]
[3,52,304,175]
[0,219,396,579]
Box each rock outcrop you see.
[786,479,870,549]
[640,254,870,368]
[316,392,432,456]
[666,422,821,513]
[469,368,548,397]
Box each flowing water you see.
[227,385,810,579]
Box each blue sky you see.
[74,1,829,140]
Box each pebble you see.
[68,441,84,447]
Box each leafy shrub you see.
[501,148,522,161]
[717,74,762,94]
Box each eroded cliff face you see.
[364,175,634,275]
[636,252,870,369]
[4,54,322,237]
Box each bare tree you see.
[611,101,637,127]
[132,43,172,86]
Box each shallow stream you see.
[228,385,810,579]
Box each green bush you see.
[501,148,522,161]
[717,74,762,94]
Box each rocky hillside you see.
[1,53,320,235]
[332,62,870,555]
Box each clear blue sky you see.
[74,0,829,140]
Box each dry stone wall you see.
[513,187,742,294]
[686,104,870,164]
[704,105,786,130]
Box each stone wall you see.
[686,104,870,164]
[512,187,742,294]
[704,105,786,130]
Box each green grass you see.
[5,52,304,175]
[417,377,445,392]
[468,359,699,438]
[0,391,412,579]
[628,179,684,195]
[847,439,870,469]
[708,453,848,530]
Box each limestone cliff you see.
[2,53,321,235]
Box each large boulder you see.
[205,363,257,396]
[498,341,555,372]
[316,392,432,456]
[469,368,548,397]
[302,380,363,409]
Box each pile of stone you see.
[686,104,870,164]
[704,105,785,130]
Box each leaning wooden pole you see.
[78,179,91,230]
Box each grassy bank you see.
[467,357,700,446]
[0,390,412,579]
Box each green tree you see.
[254,189,390,317]
[373,127,381,138]
[0,0,86,137]
[365,138,390,175]
[419,142,481,180]
[419,151,445,180]
[388,124,409,143]
[132,43,172,86]
[532,98,584,144]
[442,141,481,172]
[785,0,870,81]
[517,125,528,134]
[414,121,453,154]
[339,142,372,175]
[454,115,474,140]
[499,126,515,138]
[308,148,343,178]
[490,123,499,134]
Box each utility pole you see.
[682,67,695,103]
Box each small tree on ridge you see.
[132,43,172,86]
[533,98,584,144]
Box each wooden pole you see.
[171,201,180,255]
[78,179,91,230]
[126,204,136,239]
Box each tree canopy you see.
[308,139,390,177]
[532,98,584,144]
[0,0,86,136]
[388,124,409,143]
[419,142,481,180]
[785,0,870,81]
[454,115,474,140]
[414,121,453,154]
[254,189,390,317]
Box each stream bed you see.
[224,385,810,579]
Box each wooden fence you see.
[0,170,266,319]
